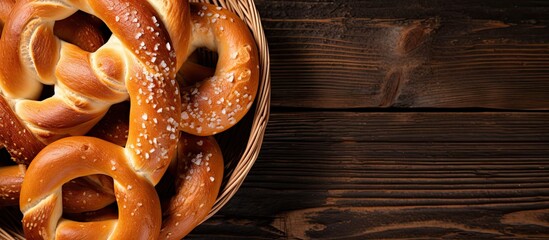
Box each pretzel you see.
[0,0,107,164]
[178,3,260,136]
[0,103,131,212]
[20,136,164,239]
[0,1,189,206]
[17,133,224,239]
[0,0,117,212]
[19,133,224,239]
[0,0,191,148]
[1,1,259,148]
[0,3,109,153]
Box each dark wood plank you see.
[190,111,549,239]
[256,0,549,109]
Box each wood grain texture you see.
[192,1,549,238]
[189,112,549,239]
[257,0,549,109]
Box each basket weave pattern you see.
[0,0,270,238]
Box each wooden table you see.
[192,1,549,239]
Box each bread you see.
[179,3,259,136]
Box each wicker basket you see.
[0,0,270,238]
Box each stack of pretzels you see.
[0,0,259,239]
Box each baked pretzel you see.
[0,0,116,211]
[0,0,191,149]
[1,1,259,150]
[0,1,189,207]
[0,0,117,212]
[6,101,224,238]
[179,3,259,136]
[20,136,164,239]
[19,133,223,239]
[0,0,108,164]
[17,133,224,239]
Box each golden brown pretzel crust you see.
[0,164,117,214]
[20,137,162,239]
[19,134,224,239]
[0,0,191,145]
[0,0,108,162]
[0,0,13,27]
[160,133,224,239]
[179,3,259,136]
[19,133,225,239]
[60,175,115,214]
[53,11,108,52]
[0,95,45,164]
[0,164,24,206]
[1,0,188,179]
[0,102,131,212]
[3,132,225,239]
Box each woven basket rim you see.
[0,0,270,238]
[201,0,271,219]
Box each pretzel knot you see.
[6,0,189,238]
[0,0,190,148]
[0,0,109,164]
[20,137,163,239]
[0,0,114,209]
[179,3,259,136]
